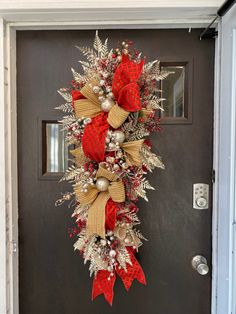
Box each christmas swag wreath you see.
[56,31,171,305]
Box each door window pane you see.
[161,65,185,118]
[46,123,68,173]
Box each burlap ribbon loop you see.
[73,80,130,129]
[107,104,130,129]
[121,139,144,166]
[74,164,125,238]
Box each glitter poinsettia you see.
[56,31,171,305]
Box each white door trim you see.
[0,6,229,314]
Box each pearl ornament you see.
[113,164,120,171]
[100,80,105,86]
[122,162,128,169]
[117,152,123,158]
[92,86,100,94]
[98,96,105,102]
[101,98,115,112]
[113,130,125,144]
[100,239,107,246]
[96,177,110,191]
[84,117,91,125]
[108,92,114,99]
[109,250,116,258]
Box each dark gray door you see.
[17,29,214,314]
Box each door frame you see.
[0,6,234,314]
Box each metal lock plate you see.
[193,183,209,210]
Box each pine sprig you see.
[60,165,80,182]
[55,103,73,113]
[146,94,165,111]
[58,90,72,103]
[93,30,104,54]
[71,67,87,84]
[140,145,165,171]
[136,178,155,201]
[117,245,132,271]
[126,124,150,141]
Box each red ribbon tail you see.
[82,112,109,162]
[105,199,118,231]
[92,270,116,306]
[116,249,146,291]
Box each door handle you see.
[191,255,209,275]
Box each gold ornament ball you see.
[96,177,110,191]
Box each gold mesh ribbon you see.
[121,139,144,166]
[74,164,125,238]
[73,80,130,129]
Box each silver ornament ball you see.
[96,177,110,191]
[101,98,114,112]
[113,130,125,144]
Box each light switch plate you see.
[193,183,209,210]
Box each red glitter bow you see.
[92,248,146,305]
[73,55,144,162]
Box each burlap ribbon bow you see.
[74,79,129,129]
[71,139,144,168]
[74,164,125,238]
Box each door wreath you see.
[56,32,171,305]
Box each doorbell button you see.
[193,183,209,209]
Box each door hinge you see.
[212,169,215,183]
[10,240,18,253]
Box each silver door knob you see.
[191,255,209,275]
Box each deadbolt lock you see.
[193,183,209,209]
